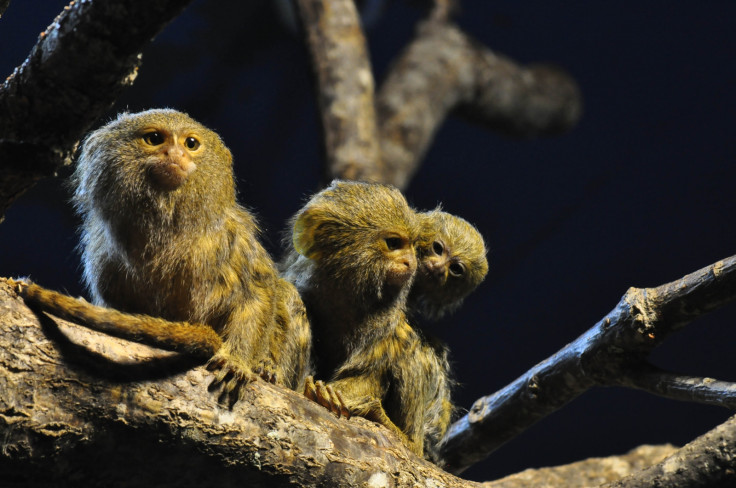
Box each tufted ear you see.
[292,207,322,260]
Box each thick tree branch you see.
[2,276,732,487]
[602,415,736,488]
[0,0,194,219]
[293,0,384,183]
[483,445,677,488]
[0,278,478,488]
[438,254,736,474]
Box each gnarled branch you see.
[1,275,734,487]
[438,254,736,474]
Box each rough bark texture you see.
[438,254,736,474]
[483,445,677,488]
[294,0,384,183]
[0,0,194,220]
[0,278,478,488]
[1,277,731,488]
[603,417,736,488]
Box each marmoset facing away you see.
[16,109,310,403]
[281,180,454,460]
[409,209,488,320]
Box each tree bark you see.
[376,19,581,189]
[2,268,735,487]
[438,255,736,474]
[0,278,478,488]
[0,0,194,220]
[294,0,384,184]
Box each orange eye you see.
[142,131,165,146]
[184,136,200,150]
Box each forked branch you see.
[438,255,736,474]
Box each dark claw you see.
[334,388,350,419]
[206,356,227,372]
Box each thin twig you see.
[616,362,736,410]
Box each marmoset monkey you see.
[16,109,310,403]
[281,180,454,459]
[409,209,488,320]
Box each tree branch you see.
[3,275,733,487]
[295,1,582,190]
[0,278,478,488]
[0,0,194,219]
[483,445,677,488]
[615,363,736,410]
[376,19,581,189]
[438,254,736,474]
[602,415,736,488]
[293,0,384,183]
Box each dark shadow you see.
[33,308,206,382]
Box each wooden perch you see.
[377,20,582,188]
[0,0,194,219]
[438,254,736,474]
[1,276,733,487]
[0,278,476,488]
[295,1,582,190]
[294,0,384,184]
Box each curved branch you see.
[293,0,383,183]
[376,20,582,189]
[0,0,194,218]
[438,255,736,474]
[3,274,734,486]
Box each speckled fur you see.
[24,109,310,395]
[281,180,454,460]
[409,209,488,320]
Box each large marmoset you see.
[281,180,454,460]
[16,109,311,403]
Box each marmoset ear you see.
[292,207,323,260]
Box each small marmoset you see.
[409,209,488,320]
[16,109,310,402]
[281,180,454,460]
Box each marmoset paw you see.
[304,376,351,419]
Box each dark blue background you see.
[2,1,735,481]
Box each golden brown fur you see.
[409,209,488,320]
[18,109,310,401]
[281,180,453,460]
